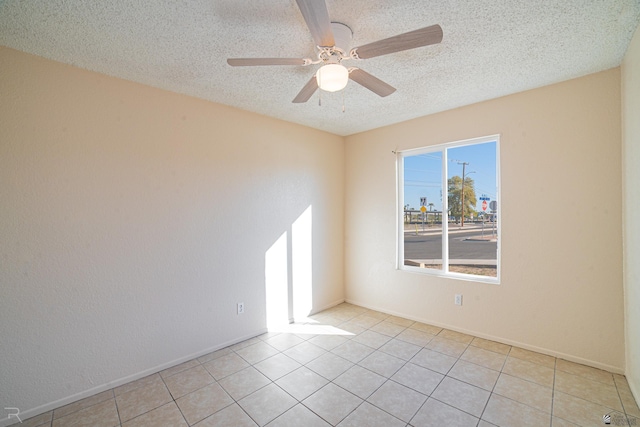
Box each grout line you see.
[549,357,557,427]
[28,303,628,427]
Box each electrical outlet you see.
[454,294,463,306]
[237,303,244,314]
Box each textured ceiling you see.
[1,0,639,136]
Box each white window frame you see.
[397,134,501,284]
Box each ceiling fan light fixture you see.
[316,63,349,92]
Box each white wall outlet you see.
[237,303,244,314]
[454,294,463,306]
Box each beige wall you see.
[0,47,344,419]
[345,68,624,371]
[1,37,635,420]
[623,24,640,402]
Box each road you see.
[404,228,497,261]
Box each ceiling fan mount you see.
[227,0,443,104]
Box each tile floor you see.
[14,303,640,427]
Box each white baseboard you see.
[344,298,625,375]
[1,329,267,427]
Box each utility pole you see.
[458,162,469,227]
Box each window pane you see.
[446,142,497,277]
[403,152,443,270]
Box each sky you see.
[403,141,497,213]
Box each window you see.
[398,135,500,283]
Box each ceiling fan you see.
[227,0,443,103]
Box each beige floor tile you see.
[313,314,346,327]
[426,336,468,358]
[193,403,257,427]
[32,304,636,427]
[619,387,640,417]
[325,309,357,323]
[121,402,187,427]
[349,314,383,328]
[362,309,390,320]
[203,352,250,380]
[330,340,375,363]
[164,365,215,399]
[379,338,421,361]
[306,352,354,381]
[302,383,363,426]
[470,337,511,355]
[386,315,415,327]
[493,373,552,413]
[333,365,386,399]
[238,384,296,426]
[438,329,474,344]
[369,321,407,337]
[613,373,632,392]
[230,337,263,351]
[337,401,405,427]
[553,391,625,427]
[116,377,173,422]
[114,373,163,397]
[410,322,443,335]
[508,347,556,368]
[358,350,405,378]
[253,353,301,381]
[395,328,435,347]
[391,362,444,395]
[234,342,280,365]
[460,345,507,371]
[482,394,551,427]
[277,322,319,340]
[338,303,368,314]
[352,330,392,349]
[335,320,367,337]
[308,334,350,351]
[554,370,623,411]
[627,413,640,426]
[555,358,615,386]
[218,367,270,401]
[411,398,479,427]
[264,334,304,352]
[367,380,427,422]
[410,348,458,374]
[52,398,119,427]
[431,377,490,417]
[14,410,53,427]
[275,366,329,401]
[257,331,282,341]
[282,341,326,364]
[160,359,200,379]
[176,382,234,425]
[448,360,499,391]
[53,390,114,419]
[502,356,554,388]
[266,404,331,427]
[551,416,580,426]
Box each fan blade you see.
[292,76,319,103]
[352,24,443,59]
[349,68,396,97]
[295,0,335,47]
[227,58,306,66]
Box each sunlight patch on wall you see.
[265,231,289,328]
[292,205,312,320]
